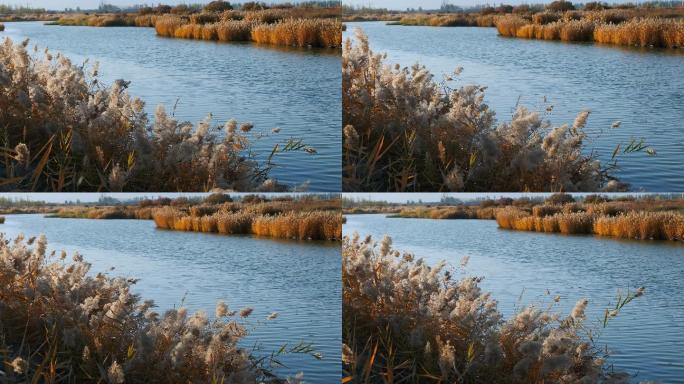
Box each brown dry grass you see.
[594,211,684,240]
[343,234,637,383]
[251,18,342,47]
[496,202,684,240]
[151,197,342,241]
[155,15,341,47]
[497,11,684,48]
[0,233,290,383]
[154,208,341,241]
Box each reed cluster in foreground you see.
[496,13,684,48]
[155,16,341,48]
[343,29,647,192]
[0,233,298,383]
[0,38,313,192]
[496,205,684,240]
[343,234,640,383]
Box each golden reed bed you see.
[46,196,342,241]
[496,206,684,240]
[363,196,684,241]
[53,7,342,48]
[155,16,341,48]
[496,14,684,48]
[153,207,341,241]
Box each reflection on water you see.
[345,214,684,382]
[344,22,684,191]
[3,21,341,191]
[2,214,341,382]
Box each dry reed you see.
[343,29,633,192]
[0,38,308,192]
[0,233,295,383]
[343,234,638,382]
[498,204,684,240]
[154,208,341,241]
[594,211,684,240]
[155,15,341,47]
[497,13,684,48]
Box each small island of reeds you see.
[346,193,684,241]
[344,1,684,49]
[42,193,343,241]
[50,1,342,48]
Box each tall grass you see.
[343,29,638,192]
[153,207,342,241]
[0,233,295,383]
[343,234,639,382]
[49,206,155,220]
[497,13,684,48]
[496,206,684,240]
[376,196,684,241]
[594,17,684,48]
[155,15,341,47]
[594,211,684,240]
[0,38,310,191]
[395,14,495,27]
[251,18,342,47]
[52,14,138,26]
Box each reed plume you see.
[343,29,636,192]
[0,38,307,192]
[343,234,637,382]
[0,233,293,383]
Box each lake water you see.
[345,214,684,383]
[344,22,684,192]
[2,214,341,382]
[2,22,341,191]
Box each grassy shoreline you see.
[46,6,342,48]
[347,195,684,241]
[345,6,684,50]
[28,195,343,241]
